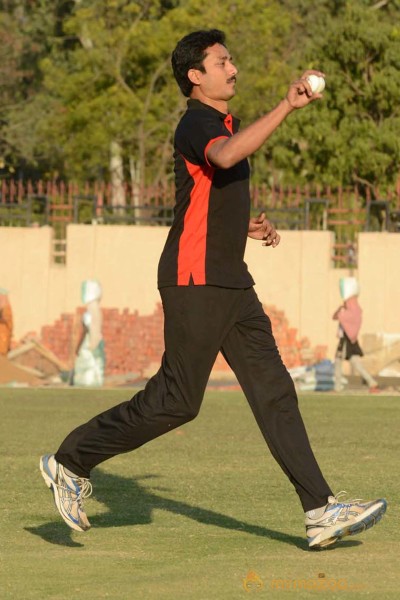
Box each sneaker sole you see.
[309,499,387,549]
[39,455,89,533]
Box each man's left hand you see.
[248,212,281,247]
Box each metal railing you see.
[1,180,400,267]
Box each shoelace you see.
[57,470,93,503]
[75,478,93,501]
[328,491,363,506]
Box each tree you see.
[13,0,185,185]
[0,1,74,178]
[268,0,400,192]
[4,0,293,188]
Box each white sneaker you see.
[40,454,92,532]
[306,492,387,549]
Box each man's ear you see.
[188,68,201,86]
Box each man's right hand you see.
[285,70,325,110]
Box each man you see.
[73,279,105,387]
[40,29,386,549]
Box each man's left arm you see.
[248,212,280,247]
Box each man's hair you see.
[172,29,226,97]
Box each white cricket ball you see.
[307,74,325,94]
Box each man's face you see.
[191,43,238,102]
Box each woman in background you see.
[333,277,379,393]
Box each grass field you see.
[1,387,399,599]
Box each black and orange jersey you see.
[157,99,255,289]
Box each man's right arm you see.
[207,70,324,169]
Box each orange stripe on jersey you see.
[177,157,215,285]
[204,135,229,167]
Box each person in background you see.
[0,287,13,355]
[333,277,379,393]
[72,280,105,387]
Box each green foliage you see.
[2,0,293,183]
[1,0,400,193]
[270,0,400,191]
[0,1,70,176]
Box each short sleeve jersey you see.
[157,99,255,289]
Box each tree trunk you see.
[129,155,145,224]
[110,141,126,208]
[129,155,141,209]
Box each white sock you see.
[305,504,328,519]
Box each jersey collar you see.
[186,99,240,126]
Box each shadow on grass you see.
[25,524,85,548]
[26,470,361,552]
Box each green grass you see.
[0,388,399,599]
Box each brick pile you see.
[34,303,326,379]
[103,305,165,376]
[266,305,327,368]
[40,313,77,365]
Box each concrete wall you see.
[1,225,399,362]
[0,226,53,337]
[358,233,400,334]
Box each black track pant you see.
[56,286,332,511]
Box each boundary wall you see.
[1,225,399,362]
